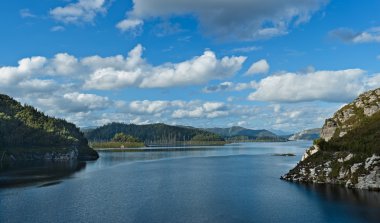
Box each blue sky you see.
[1,0,380,133]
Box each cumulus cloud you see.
[142,51,245,88]
[116,19,144,32]
[120,0,328,40]
[172,102,228,119]
[245,59,269,75]
[35,92,111,114]
[248,69,368,102]
[366,73,380,89]
[84,45,246,89]
[0,44,245,91]
[329,27,380,43]
[50,0,109,24]
[129,100,170,114]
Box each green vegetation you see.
[91,132,145,149]
[315,111,380,155]
[85,123,225,146]
[91,141,145,149]
[0,94,98,160]
[112,133,140,143]
[204,126,287,142]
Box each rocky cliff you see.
[282,88,380,190]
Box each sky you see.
[0,0,380,133]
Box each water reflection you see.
[293,183,380,223]
[0,161,86,188]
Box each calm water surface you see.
[1,141,380,223]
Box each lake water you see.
[1,141,380,223]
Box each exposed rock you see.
[1,148,79,162]
[356,168,380,190]
[364,105,380,117]
[320,88,380,142]
[282,87,380,191]
[320,119,337,142]
[301,145,320,161]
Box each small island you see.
[91,133,145,149]
[85,122,228,148]
[272,153,296,156]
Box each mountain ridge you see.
[203,126,286,141]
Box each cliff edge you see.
[282,88,380,190]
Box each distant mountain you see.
[269,129,293,136]
[288,128,321,141]
[203,126,286,141]
[80,126,98,134]
[0,94,98,161]
[85,123,224,145]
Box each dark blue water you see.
[1,141,380,223]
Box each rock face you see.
[320,89,380,142]
[282,88,380,190]
[3,149,79,162]
[289,128,321,141]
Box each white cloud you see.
[140,51,246,88]
[84,45,246,89]
[0,56,47,86]
[172,102,228,119]
[0,44,245,91]
[20,9,36,18]
[36,92,111,114]
[203,81,257,93]
[47,53,79,75]
[245,59,269,75]
[231,46,261,53]
[84,68,143,89]
[330,27,380,43]
[129,100,170,114]
[50,0,108,24]
[51,26,65,32]
[248,69,367,102]
[366,73,380,89]
[116,19,144,32]
[121,0,328,40]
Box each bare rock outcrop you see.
[282,88,380,190]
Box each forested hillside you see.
[204,126,286,141]
[0,94,98,160]
[85,123,225,145]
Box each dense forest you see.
[0,94,98,160]
[85,122,225,145]
[204,126,286,141]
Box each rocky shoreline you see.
[1,147,98,164]
[282,88,380,191]
[281,146,380,190]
